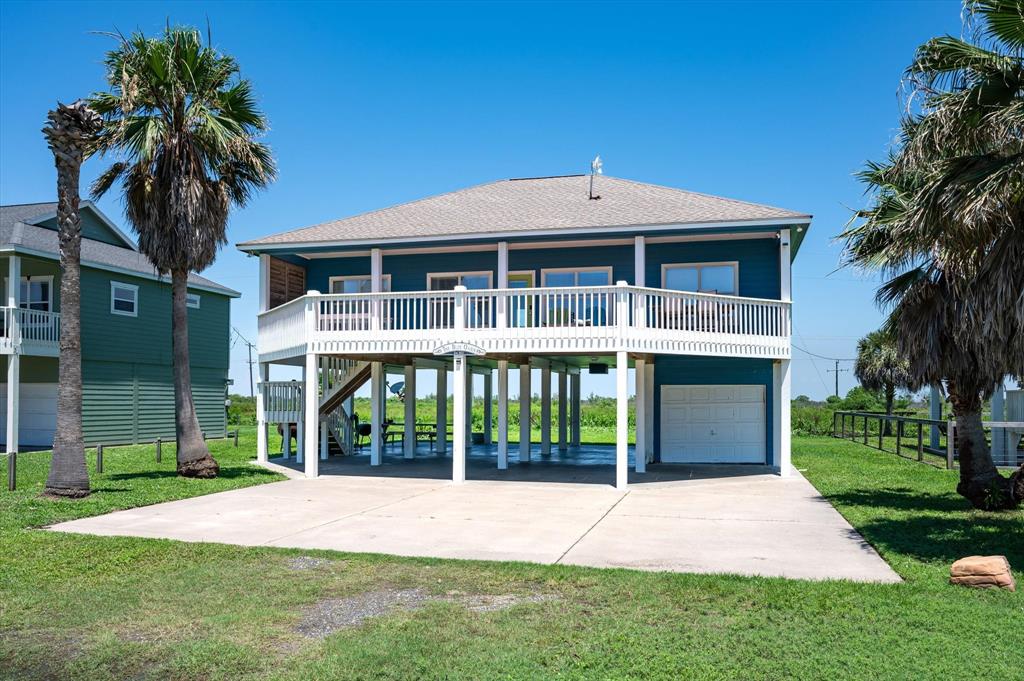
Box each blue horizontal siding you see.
[653,356,776,465]
[644,238,780,299]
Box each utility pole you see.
[233,327,257,398]
[826,360,849,398]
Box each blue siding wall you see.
[653,356,776,465]
[645,238,780,299]
[298,238,778,296]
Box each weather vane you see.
[589,154,603,200]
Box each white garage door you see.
[660,384,765,464]
[0,382,57,448]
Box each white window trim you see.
[328,273,392,293]
[661,261,739,295]
[186,292,201,309]
[110,281,139,317]
[5,275,54,311]
[426,271,494,289]
[540,266,614,287]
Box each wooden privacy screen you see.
[268,257,306,309]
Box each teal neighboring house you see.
[0,201,238,452]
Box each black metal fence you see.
[832,411,956,469]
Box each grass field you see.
[0,432,1020,679]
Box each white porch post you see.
[615,351,629,490]
[258,254,270,312]
[5,255,19,457]
[634,236,646,330]
[519,363,531,462]
[464,367,473,444]
[370,361,383,465]
[256,363,270,463]
[644,362,655,463]
[435,367,447,454]
[282,422,291,458]
[452,354,467,483]
[483,371,493,445]
[774,359,792,476]
[635,358,646,473]
[557,370,568,452]
[370,247,382,331]
[570,372,581,447]
[304,352,319,478]
[404,364,416,459]
[541,365,551,455]
[320,421,329,460]
[497,360,508,469]
[296,378,304,465]
[496,241,509,329]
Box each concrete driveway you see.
[48,467,900,583]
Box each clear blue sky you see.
[0,0,962,399]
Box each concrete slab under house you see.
[238,174,811,490]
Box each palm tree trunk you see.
[947,381,1018,509]
[171,268,218,478]
[43,157,89,498]
[883,384,895,436]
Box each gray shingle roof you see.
[238,175,811,249]
[0,203,239,296]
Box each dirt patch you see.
[286,556,335,571]
[295,589,557,638]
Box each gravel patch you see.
[295,588,557,638]
[286,556,333,571]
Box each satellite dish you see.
[389,381,404,395]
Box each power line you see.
[791,344,855,362]
[232,327,257,399]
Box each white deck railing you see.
[263,380,303,423]
[0,307,61,354]
[258,284,791,361]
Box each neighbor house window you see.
[329,275,392,294]
[662,262,738,295]
[13,276,53,312]
[110,282,138,316]
[186,293,201,309]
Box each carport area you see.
[48,462,900,583]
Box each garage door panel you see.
[661,384,765,464]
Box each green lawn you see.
[0,433,1020,679]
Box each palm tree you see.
[89,27,275,477]
[853,330,913,435]
[41,101,101,498]
[840,0,1023,509]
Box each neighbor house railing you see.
[832,410,1024,469]
[257,283,792,361]
[0,307,61,352]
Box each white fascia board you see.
[0,245,241,298]
[236,217,814,254]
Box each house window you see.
[186,293,201,309]
[426,272,492,290]
[662,262,739,295]
[16,276,52,312]
[540,267,612,288]
[329,275,392,294]
[110,282,138,316]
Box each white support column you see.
[452,354,467,483]
[5,354,18,456]
[282,423,291,459]
[304,352,319,478]
[541,365,551,455]
[571,372,581,448]
[779,228,792,303]
[258,254,270,312]
[519,364,531,462]
[370,247,383,331]
[634,235,646,330]
[616,351,629,490]
[370,361,383,465]
[635,358,646,473]
[483,371,493,445]
[320,421,328,460]
[496,241,509,329]
[256,363,270,463]
[497,360,508,469]
[464,367,473,443]
[644,362,655,462]
[404,364,416,459]
[436,367,447,454]
[5,254,19,456]
[774,359,792,476]
[558,370,568,452]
